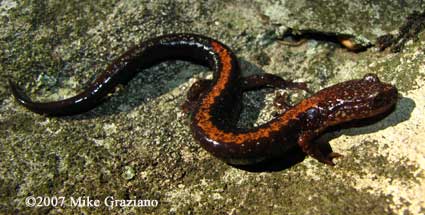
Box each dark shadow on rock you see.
[231,147,306,172]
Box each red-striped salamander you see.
[9,34,398,165]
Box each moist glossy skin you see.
[192,73,398,165]
[9,34,398,166]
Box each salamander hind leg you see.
[298,132,343,166]
[181,79,212,114]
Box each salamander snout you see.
[354,74,399,119]
[363,74,398,111]
[362,73,398,105]
[371,84,398,108]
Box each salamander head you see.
[312,73,398,127]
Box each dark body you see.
[9,34,398,165]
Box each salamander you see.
[9,33,398,165]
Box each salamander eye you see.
[363,73,380,83]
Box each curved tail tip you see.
[8,79,32,104]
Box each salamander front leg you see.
[181,79,212,114]
[298,132,343,166]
